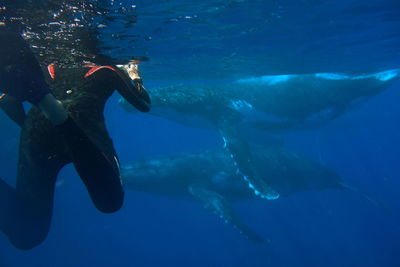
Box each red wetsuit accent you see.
[45,62,150,112]
[47,63,56,80]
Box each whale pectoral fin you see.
[188,185,264,243]
[218,121,279,200]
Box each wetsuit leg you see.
[0,31,51,104]
[0,146,65,250]
[56,117,124,213]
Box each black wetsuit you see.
[1,63,135,249]
[0,10,151,246]
[0,29,136,249]
[0,30,51,104]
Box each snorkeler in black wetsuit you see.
[0,28,150,250]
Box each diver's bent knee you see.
[94,191,124,214]
[8,226,49,250]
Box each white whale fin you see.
[219,121,279,200]
[188,185,264,243]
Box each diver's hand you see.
[132,78,145,95]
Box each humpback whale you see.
[120,69,400,131]
[120,69,400,200]
[121,147,386,242]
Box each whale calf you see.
[121,147,386,242]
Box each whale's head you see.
[121,159,166,187]
[120,156,195,195]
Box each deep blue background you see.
[1,0,400,266]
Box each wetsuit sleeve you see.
[0,31,51,104]
[84,66,150,112]
[0,94,26,126]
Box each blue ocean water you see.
[1,0,400,266]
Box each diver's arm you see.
[115,62,151,112]
[0,91,70,129]
[84,63,150,112]
[0,94,26,127]
[36,93,68,125]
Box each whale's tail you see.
[339,182,393,215]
